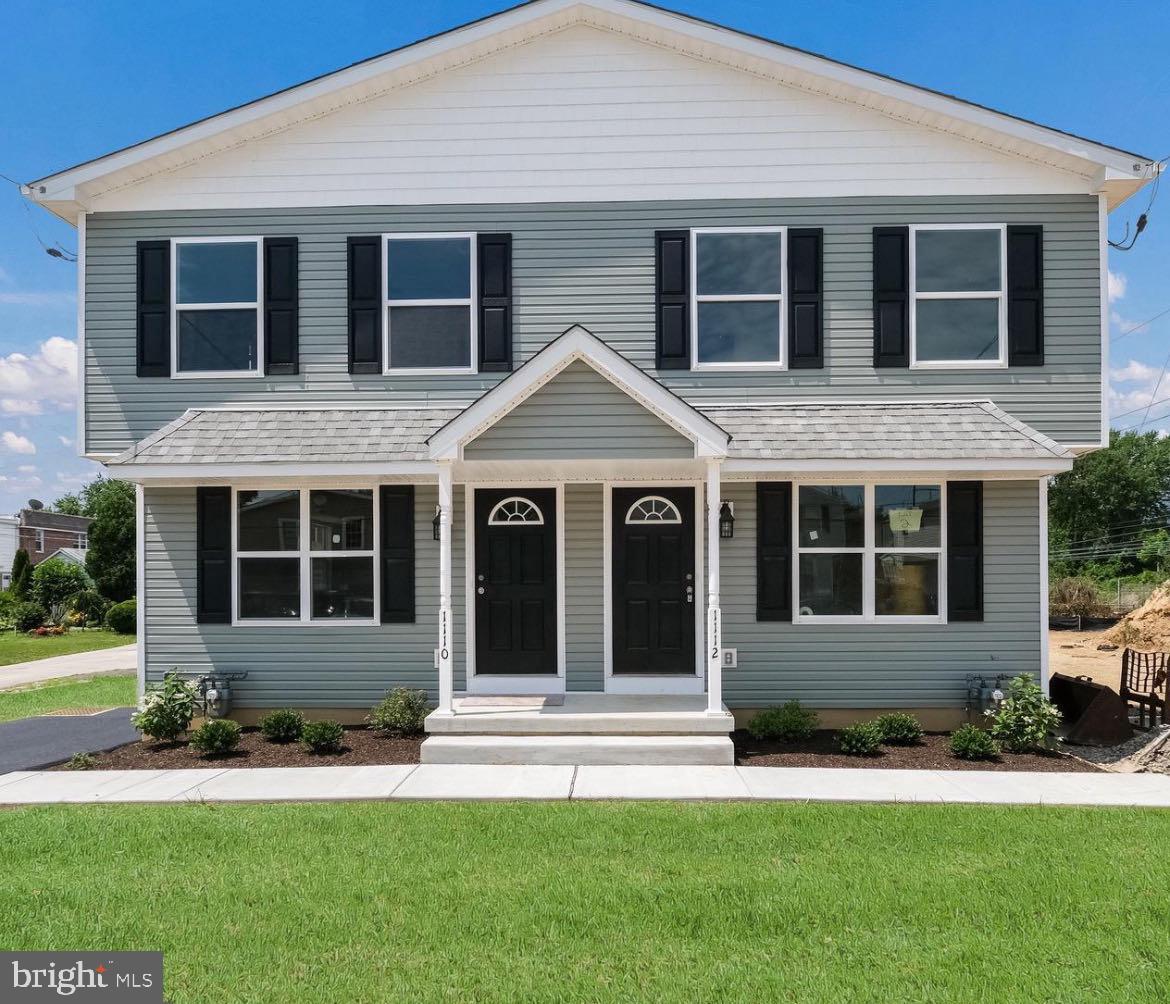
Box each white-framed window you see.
[910,224,1007,368]
[384,232,476,374]
[232,486,378,626]
[794,483,944,624]
[34,528,45,552]
[625,496,683,524]
[488,497,544,525]
[691,226,786,370]
[172,236,263,378]
[76,532,87,549]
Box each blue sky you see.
[0,0,1166,514]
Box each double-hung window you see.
[795,483,943,623]
[172,237,263,377]
[910,224,1006,366]
[692,227,785,369]
[234,487,378,625]
[384,233,476,373]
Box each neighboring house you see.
[16,509,91,569]
[0,515,18,590]
[43,547,88,572]
[23,0,1157,764]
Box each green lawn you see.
[0,629,134,667]
[0,673,136,722]
[1,802,1167,1003]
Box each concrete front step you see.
[420,734,736,766]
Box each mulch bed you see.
[733,730,1103,772]
[49,726,423,770]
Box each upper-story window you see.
[173,237,263,377]
[692,227,785,370]
[76,532,88,549]
[33,528,44,552]
[384,233,476,373]
[911,225,1006,367]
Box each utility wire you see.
[1108,154,1165,251]
[1113,303,1170,341]
[0,170,77,262]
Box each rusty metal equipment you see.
[1048,673,1133,747]
[1121,648,1170,729]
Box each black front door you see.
[475,488,557,675]
[612,487,695,675]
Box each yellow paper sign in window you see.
[888,508,923,533]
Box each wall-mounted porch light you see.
[719,501,735,539]
[432,505,442,541]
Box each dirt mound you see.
[1104,582,1170,649]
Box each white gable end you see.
[84,24,1100,213]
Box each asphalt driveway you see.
[0,708,138,772]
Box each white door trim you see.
[603,480,705,695]
[465,482,566,695]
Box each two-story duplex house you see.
[24,0,1157,764]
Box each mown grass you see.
[0,629,133,667]
[1,801,1168,1002]
[0,673,135,722]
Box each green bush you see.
[367,688,430,736]
[188,718,242,756]
[132,672,199,742]
[65,752,97,771]
[258,708,306,744]
[12,601,48,633]
[872,712,924,746]
[105,599,137,635]
[9,549,32,599]
[70,589,111,628]
[32,558,90,611]
[302,720,345,754]
[748,700,820,741]
[949,724,1000,761]
[837,722,882,756]
[988,674,1062,753]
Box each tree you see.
[9,548,32,599]
[1138,530,1170,573]
[51,493,83,516]
[32,558,90,611]
[84,479,136,601]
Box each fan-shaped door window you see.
[487,496,545,526]
[625,496,683,524]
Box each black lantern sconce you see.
[432,505,442,541]
[719,501,735,538]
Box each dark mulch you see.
[733,730,1103,772]
[48,726,423,770]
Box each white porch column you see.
[437,462,455,714]
[705,459,723,715]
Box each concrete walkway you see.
[0,644,136,689]
[1,764,1168,806]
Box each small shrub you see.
[132,672,199,742]
[837,722,882,756]
[987,674,1062,753]
[259,708,306,744]
[302,719,345,754]
[105,599,137,635]
[872,712,924,746]
[65,752,97,771]
[1048,577,1111,619]
[748,700,820,741]
[13,601,48,633]
[188,718,242,755]
[70,589,111,628]
[949,723,1000,761]
[367,688,430,736]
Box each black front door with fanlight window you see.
[612,487,695,674]
[474,488,557,675]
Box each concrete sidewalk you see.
[1,764,1168,806]
[0,644,136,689]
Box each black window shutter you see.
[655,230,690,369]
[196,487,232,624]
[757,481,793,622]
[136,240,170,377]
[348,236,382,374]
[380,485,415,624]
[872,226,909,368]
[478,233,512,372]
[947,481,983,622]
[263,236,299,375]
[1007,225,1044,366]
[788,228,823,368]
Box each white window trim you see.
[690,226,787,372]
[909,223,1008,370]
[34,528,45,553]
[487,496,544,525]
[231,485,380,627]
[624,495,683,525]
[383,232,477,375]
[76,532,87,549]
[171,236,264,380]
[792,480,947,625]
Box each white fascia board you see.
[111,461,437,482]
[722,457,1074,475]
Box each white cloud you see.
[57,435,73,447]
[1111,360,1158,384]
[1108,270,1127,303]
[0,337,76,416]
[16,464,36,474]
[1,431,36,455]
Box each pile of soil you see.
[1104,582,1170,649]
[50,726,423,770]
[732,731,1102,772]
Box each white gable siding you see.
[86,25,1093,213]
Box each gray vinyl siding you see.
[565,483,604,691]
[85,195,1101,454]
[465,361,692,459]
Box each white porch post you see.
[705,459,723,715]
[437,462,455,714]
